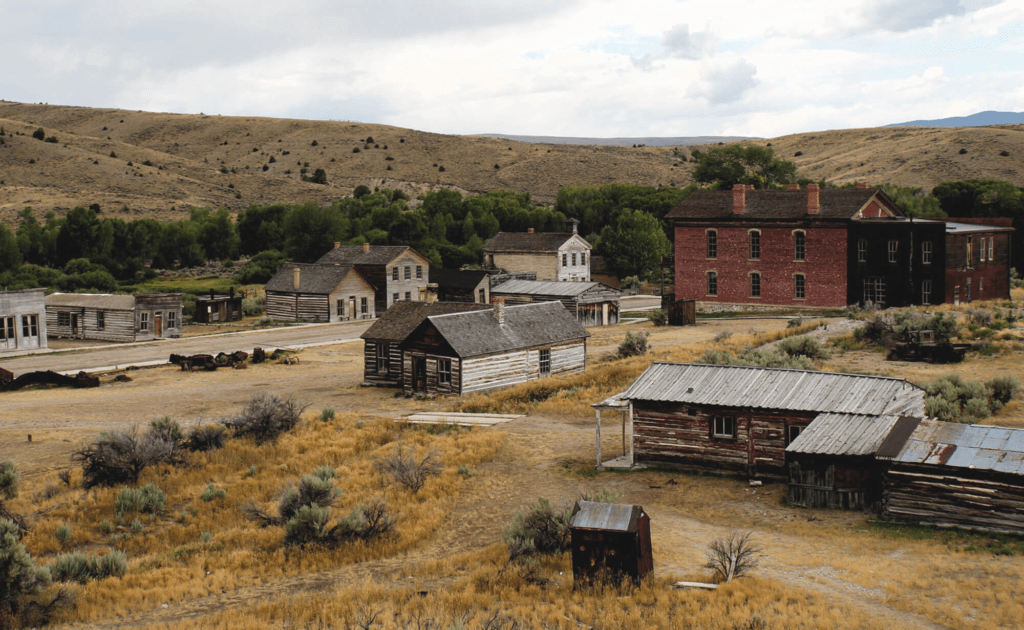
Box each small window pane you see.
[707,271,717,296]
[795,274,805,299]
[707,231,717,259]
[794,232,805,260]
[750,231,760,260]
[438,359,452,386]
[539,348,551,375]
[888,240,898,263]
[858,239,867,263]
[416,265,423,279]
[922,241,932,264]
[392,267,399,281]
[750,273,761,298]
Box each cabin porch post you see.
[595,408,602,467]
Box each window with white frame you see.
[97,310,105,330]
[375,343,388,374]
[140,312,149,331]
[361,297,368,314]
[750,272,761,298]
[392,292,399,304]
[713,416,735,438]
[392,266,399,281]
[794,231,806,261]
[967,237,973,265]
[857,239,867,262]
[416,265,423,279]
[21,314,37,338]
[989,237,994,261]
[922,240,932,264]
[0,317,13,342]
[749,230,760,260]
[922,280,932,305]
[581,253,586,266]
[167,311,176,329]
[404,266,411,280]
[888,240,898,263]
[438,359,452,386]
[572,253,577,266]
[795,274,806,299]
[707,230,717,259]
[707,271,718,296]
[539,348,551,375]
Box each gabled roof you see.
[265,263,367,295]
[886,419,1024,475]
[621,363,925,417]
[418,301,590,358]
[46,293,137,310]
[315,245,427,266]
[491,279,619,298]
[430,268,490,291]
[360,301,491,342]
[483,231,589,253]
[665,189,900,221]
[787,413,909,457]
[570,501,645,532]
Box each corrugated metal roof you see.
[46,293,137,310]
[621,363,925,416]
[943,221,1014,234]
[570,500,642,532]
[875,416,923,459]
[492,280,609,297]
[422,301,590,358]
[891,419,1024,475]
[787,413,904,456]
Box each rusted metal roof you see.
[787,413,906,456]
[875,416,924,459]
[46,293,137,310]
[890,419,1024,475]
[570,500,643,532]
[621,363,925,417]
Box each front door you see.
[414,357,427,392]
[71,314,79,337]
[155,313,163,337]
[350,298,357,320]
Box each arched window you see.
[794,231,806,261]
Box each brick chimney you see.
[527,228,534,234]
[363,242,370,253]
[334,241,341,249]
[787,184,800,191]
[856,182,867,189]
[493,297,505,324]
[807,183,820,215]
[293,266,301,290]
[732,184,746,214]
[746,184,754,191]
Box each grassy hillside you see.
[1,101,1022,228]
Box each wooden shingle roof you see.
[360,301,491,342]
[421,301,590,358]
[665,189,900,221]
[265,263,365,295]
[315,245,425,266]
[483,231,587,253]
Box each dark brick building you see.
[666,184,1012,308]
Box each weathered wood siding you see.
[266,291,330,322]
[136,295,184,340]
[362,340,404,387]
[46,307,136,342]
[0,289,47,352]
[787,456,880,510]
[631,402,812,478]
[194,297,243,323]
[458,340,586,394]
[401,354,462,396]
[376,250,430,311]
[328,273,376,322]
[492,252,559,281]
[882,464,1024,534]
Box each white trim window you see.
[713,416,735,438]
[375,343,389,374]
[539,348,551,375]
[168,311,177,329]
[392,266,399,281]
[438,359,452,386]
[707,230,717,259]
[989,237,995,261]
[794,231,806,261]
[749,230,760,260]
[140,312,149,331]
[857,239,867,263]
[922,241,932,264]
[922,280,932,305]
[888,240,898,263]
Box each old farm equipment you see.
[890,329,969,363]
[569,500,653,586]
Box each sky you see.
[2,0,1023,138]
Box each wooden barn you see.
[569,500,653,586]
[193,288,243,324]
[399,300,590,395]
[265,263,376,323]
[359,301,490,387]
[880,419,1024,533]
[600,363,925,478]
[490,279,621,326]
[786,413,921,510]
[45,293,183,342]
[0,288,47,353]
[429,268,490,304]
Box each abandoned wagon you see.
[193,288,243,324]
[489,279,621,327]
[599,362,925,478]
[265,263,375,323]
[786,413,922,510]
[359,300,490,387]
[399,300,590,395]
[569,500,653,586]
[45,292,183,342]
[1,288,47,353]
[880,419,1024,534]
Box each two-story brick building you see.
[667,184,1012,308]
[483,219,591,282]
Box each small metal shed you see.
[569,500,653,586]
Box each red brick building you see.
[666,184,1012,308]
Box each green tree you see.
[282,202,349,262]
[693,145,797,189]
[309,168,328,185]
[596,208,672,280]
[0,224,23,274]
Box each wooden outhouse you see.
[45,293,183,342]
[265,263,375,323]
[490,279,621,326]
[0,288,48,353]
[569,500,653,586]
[359,301,490,387]
[399,300,590,395]
[193,288,243,323]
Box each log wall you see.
[266,292,330,322]
[362,340,404,387]
[46,306,137,342]
[787,457,880,510]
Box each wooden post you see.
[622,410,627,456]
[595,408,602,467]
[628,402,634,466]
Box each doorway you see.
[71,313,80,337]
[414,357,427,392]
[155,313,163,337]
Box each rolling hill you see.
[1,101,1022,227]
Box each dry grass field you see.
[4,310,1024,629]
[1,101,1022,227]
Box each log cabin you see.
[490,279,622,326]
[596,363,925,478]
[265,263,376,323]
[399,300,590,396]
[45,293,183,342]
[359,300,491,387]
[0,288,48,353]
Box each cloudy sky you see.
[3,0,1023,138]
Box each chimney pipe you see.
[787,183,800,191]
[363,242,370,253]
[293,266,301,290]
[229,286,234,299]
[494,297,505,324]
[527,228,534,234]
[334,241,341,249]
[807,183,820,215]
[209,289,215,300]
[732,184,746,214]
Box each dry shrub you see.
[374,443,442,493]
[704,532,761,583]
[72,426,176,489]
[618,331,650,358]
[227,393,308,444]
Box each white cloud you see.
[689,60,759,105]
[662,24,716,59]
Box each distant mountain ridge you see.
[887,111,1024,128]
[473,134,757,146]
